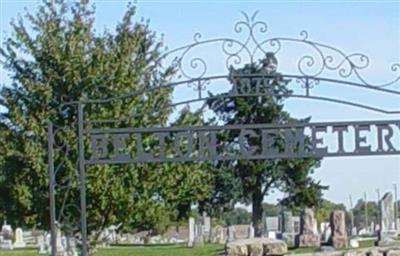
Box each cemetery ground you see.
[0,243,224,256]
[0,238,396,256]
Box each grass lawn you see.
[0,244,225,256]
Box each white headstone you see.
[62,236,78,256]
[322,224,331,243]
[188,217,195,247]
[267,231,277,239]
[0,239,13,250]
[1,223,13,240]
[351,227,357,236]
[266,217,279,231]
[349,238,359,248]
[0,222,13,250]
[228,226,236,241]
[37,235,47,254]
[248,224,255,238]
[13,228,26,248]
[312,220,318,234]
[203,215,211,233]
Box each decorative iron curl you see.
[156,11,399,89]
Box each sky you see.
[1,0,400,209]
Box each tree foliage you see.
[0,0,211,244]
[205,54,327,236]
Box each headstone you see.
[281,211,295,247]
[0,222,13,250]
[351,227,357,237]
[358,228,368,236]
[13,228,26,248]
[322,223,331,243]
[37,235,47,254]
[282,212,294,233]
[296,207,320,247]
[212,225,225,244]
[267,231,276,239]
[378,192,398,246]
[234,225,249,239]
[265,217,279,231]
[228,226,236,241]
[248,224,255,239]
[329,210,348,248]
[293,216,301,234]
[62,236,78,256]
[1,222,13,240]
[349,238,359,248]
[193,223,204,247]
[203,213,211,242]
[23,230,35,245]
[0,238,13,250]
[188,217,195,247]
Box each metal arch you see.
[46,11,400,256]
[151,11,400,87]
[86,92,400,125]
[81,74,400,125]
[79,75,400,105]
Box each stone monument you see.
[248,224,255,239]
[296,207,320,247]
[13,227,26,248]
[377,192,398,246]
[188,217,195,247]
[37,235,47,254]
[329,210,348,248]
[0,222,13,250]
[228,226,236,242]
[281,211,296,247]
[202,213,211,242]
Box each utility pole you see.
[349,194,354,236]
[394,184,398,229]
[364,192,368,231]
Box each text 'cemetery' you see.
[87,120,400,164]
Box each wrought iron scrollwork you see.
[160,11,400,89]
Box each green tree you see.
[223,207,251,226]
[206,53,327,236]
[262,203,281,217]
[352,199,378,231]
[314,199,346,223]
[0,0,210,247]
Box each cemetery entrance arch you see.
[47,12,400,256]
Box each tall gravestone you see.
[194,223,204,247]
[377,192,398,246]
[293,216,301,234]
[228,226,236,242]
[13,228,26,248]
[188,217,195,247]
[296,208,320,247]
[329,210,348,248]
[281,211,296,247]
[203,213,211,242]
[0,222,13,250]
[248,224,255,239]
[37,235,47,255]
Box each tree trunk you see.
[252,178,263,237]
